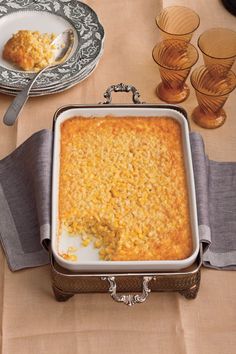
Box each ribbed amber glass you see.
[153,39,199,103]
[198,28,236,78]
[156,6,200,42]
[190,66,236,128]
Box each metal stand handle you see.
[102,276,156,306]
[101,83,144,104]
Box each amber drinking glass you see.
[152,39,199,103]
[198,28,236,77]
[190,66,236,129]
[156,6,200,42]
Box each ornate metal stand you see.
[51,244,202,306]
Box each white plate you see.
[0,11,78,71]
[52,106,200,272]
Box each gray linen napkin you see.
[190,132,236,270]
[0,129,236,271]
[0,130,52,271]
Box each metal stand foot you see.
[52,286,74,302]
[179,283,200,299]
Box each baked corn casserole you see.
[59,116,192,261]
[3,30,56,71]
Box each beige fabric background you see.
[0,1,235,353]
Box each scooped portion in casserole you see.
[2,30,56,71]
[59,116,192,261]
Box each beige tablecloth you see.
[0,1,236,353]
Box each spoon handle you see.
[3,66,48,126]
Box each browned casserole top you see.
[59,116,192,261]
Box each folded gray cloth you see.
[0,129,235,271]
[0,130,52,271]
[190,132,236,270]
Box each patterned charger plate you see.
[0,0,104,92]
[0,62,97,96]
[0,45,104,94]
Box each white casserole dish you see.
[51,104,199,272]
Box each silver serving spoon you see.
[3,29,74,126]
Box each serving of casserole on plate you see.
[52,106,199,272]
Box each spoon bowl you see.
[3,29,74,126]
[51,29,74,65]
